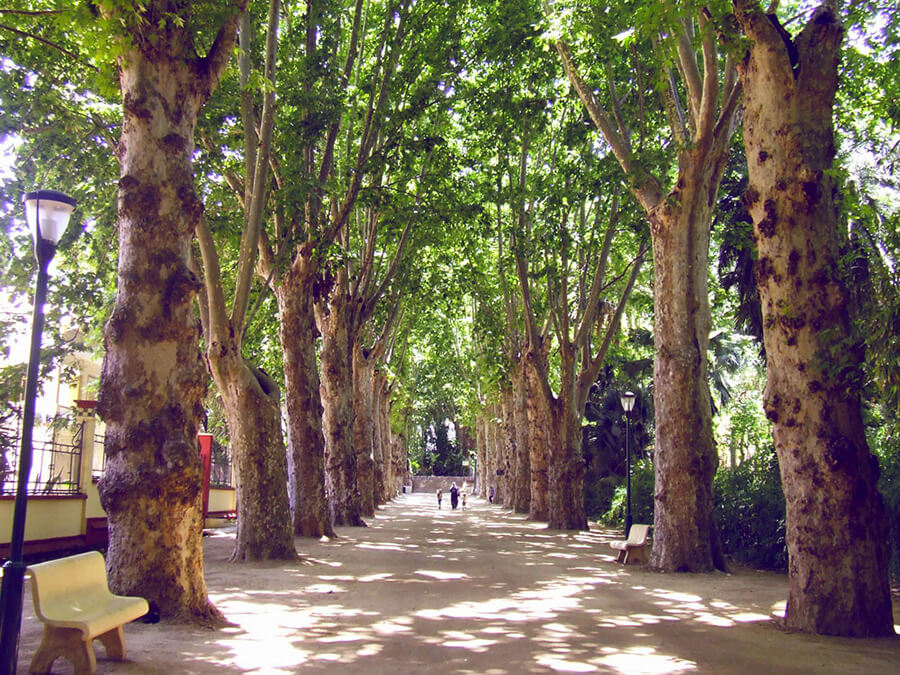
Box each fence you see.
[0,424,82,496]
[210,440,233,489]
[2,422,234,493]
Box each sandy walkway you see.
[15,492,900,673]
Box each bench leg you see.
[615,548,627,564]
[29,625,96,675]
[96,625,127,661]
[623,544,648,565]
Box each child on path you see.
[436,488,443,509]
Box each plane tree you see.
[733,0,894,637]
[93,0,248,623]
[192,0,295,561]
[548,0,740,567]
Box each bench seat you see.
[27,551,149,674]
[610,523,650,565]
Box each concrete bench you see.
[610,523,650,564]
[26,550,149,674]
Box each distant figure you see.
[461,491,467,509]
[489,486,495,503]
[450,481,460,510]
[436,488,443,509]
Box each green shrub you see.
[598,459,655,529]
[714,445,787,570]
[872,427,900,583]
[584,475,618,518]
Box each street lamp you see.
[619,391,636,538]
[0,190,76,672]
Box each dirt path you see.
[16,492,900,673]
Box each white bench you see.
[610,523,650,564]
[27,551,149,674]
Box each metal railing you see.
[0,424,82,496]
[1,423,234,492]
[91,433,106,480]
[88,432,233,490]
[210,441,233,489]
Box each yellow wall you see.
[208,488,236,513]
[3,351,238,547]
[84,481,105,519]
[0,497,85,545]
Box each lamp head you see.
[24,190,76,248]
[620,391,636,413]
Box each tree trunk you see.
[525,358,550,522]
[475,415,487,498]
[353,346,376,517]
[210,353,295,561]
[512,360,531,513]
[648,154,724,572]
[97,47,220,625]
[393,429,408,494]
[485,411,498,500]
[489,406,502,501]
[381,380,396,500]
[735,1,893,636]
[500,389,517,508]
[546,349,588,530]
[276,264,334,538]
[317,297,365,526]
[372,372,389,504]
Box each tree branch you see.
[576,243,647,408]
[696,10,720,142]
[575,189,620,349]
[676,19,702,126]
[197,1,249,100]
[195,214,230,349]
[0,23,98,70]
[555,37,663,211]
[231,0,280,343]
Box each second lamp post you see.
[619,391,635,537]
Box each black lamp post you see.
[0,190,76,672]
[619,391,636,537]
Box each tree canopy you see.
[1,0,898,636]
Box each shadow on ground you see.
[16,492,900,673]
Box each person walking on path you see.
[436,489,442,509]
[450,482,460,510]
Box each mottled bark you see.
[317,297,366,526]
[512,361,531,513]
[734,0,893,636]
[276,264,334,538]
[555,12,738,565]
[393,430,409,495]
[488,406,501,501]
[647,155,724,572]
[542,345,588,530]
[353,346,376,517]
[372,372,390,504]
[97,0,245,623]
[525,358,550,522]
[210,354,295,561]
[475,416,487,498]
[500,389,517,508]
[193,0,288,561]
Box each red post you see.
[197,433,213,521]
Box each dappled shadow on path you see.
[16,493,900,673]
